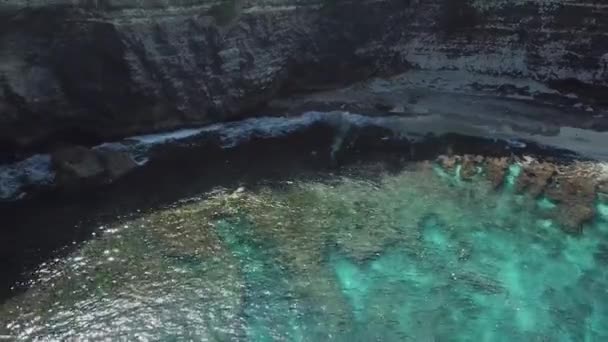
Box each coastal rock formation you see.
[438,155,607,233]
[485,157,510,188]
[515,160,557,197]
[460,155,483,180]
[51,146,106,184]
[51,145,137,186]
[1,0,607,158]
[545,163,601,232]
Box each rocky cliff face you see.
[0,0,606,159]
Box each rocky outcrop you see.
[0,0,408,157]
[485,157,509,188]
[516,160,557,197]
[52,145,137,186]
[0,0,607,159]
[52,146,106,184]
[460,155,483,180]
[437,154,608,233]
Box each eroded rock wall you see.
[400,1,607,79]
[0,0,606,157]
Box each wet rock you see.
[460,155,480,180]
[483,158,603,231]
[458,272,504,294]
[544,166,599,232]
[3,0,606,156]
[437,155,457,171]
[52,146,137,186]
[335,223,402,262]
[546,176,596,203]
[0,0,412,152]
[291,267,354,337]
[515,161,556,197]
[0,201,245,340]
[51,146,105,185]
[485,157,509,188]
[95,148,138,180]
[557,204,595,233]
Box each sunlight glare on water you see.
[1,162,608,341]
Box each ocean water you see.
[1,162,607,341]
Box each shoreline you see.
[2,106,607,203]
[1,110,607,303]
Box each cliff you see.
[1,0,606,158]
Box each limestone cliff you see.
[0,0,606,158]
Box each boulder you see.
[51,146,137,186]
[51,146,105,185]
[96,148,138,180]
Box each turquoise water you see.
[1,162,608,341]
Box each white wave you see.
[203,112,326,147]
[129,128,207,145]
[0,154,54,200]
[100,112,402,161]
[0,112,405,200]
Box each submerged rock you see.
[460,155,482,180]
[438,155,501,183]
[0,201,245,340]
[515,160,557,197]
[51,146,105,184]
[5,158,608,340]
[485,157,510,188]
[545,176,597,204]
[437,155,455,168]
[96,147,138,180]
[439,153,607,232]
[51,145,137,186]
[515,160,607,232]
[545,166,600,232]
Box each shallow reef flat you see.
[1,158,608,341]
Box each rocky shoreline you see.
[1,126,607,339]
[2,107,605,203]
[1,0,608,315]
[3,63,608,202]
[2,110,607,302]
[1,0,607,159]
[4,159,607,340]
[437,154,608,233]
